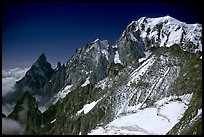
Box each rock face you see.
[64,39,113,89]
[2,53,55,106]
[2,113,6,118]
[16,53,54,94]
[42,62,66,107]
[4,16,202,135]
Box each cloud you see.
[2,68,29,96]
[2,77,17,96]
[2,104,15,117]
[2,118,24,135]
[2,68,31,135]
[2,97,30,135]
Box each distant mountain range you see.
[2,15,202,135]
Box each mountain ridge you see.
[2,15,202,135]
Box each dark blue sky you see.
[2,2,202,69]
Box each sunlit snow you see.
[93,38,99,43]
[114,51,122,64]
[53,84,73,104]
[77,98,102,115]
[50,119,56,124]
[166,28,183,47]
[81,77,90,87]
[89,93,193,135]
[138,51,152,63]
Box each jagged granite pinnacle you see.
[37,53,47,63]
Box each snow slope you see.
[89,94,193,135]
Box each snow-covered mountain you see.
[2,15,202,135]
[116,16,201,66]
[120,15,202,51]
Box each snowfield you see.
[88,93,193,135]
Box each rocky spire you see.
[36,53,47,65]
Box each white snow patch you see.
[140,31,147,38]
[159,102,187,123]
[53,84,73,104]
[138,51,152,63]
[50,119,56,123]
[166,28,183,47]
[93,38,99,43]
[197,108,202,116]
[114,51,122,64]
[77,98,102,115]
[112,45,118,48]
[81,77,90,87]
[59,85,73,99]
